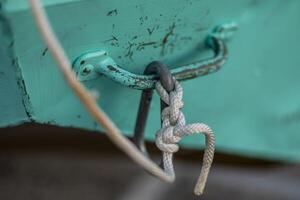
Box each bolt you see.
[81,64,94,76]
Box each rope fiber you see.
[155,79,215,195]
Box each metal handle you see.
[73,23,237,90]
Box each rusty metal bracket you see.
[73,23,238,90]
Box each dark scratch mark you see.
[111,43,119,47]
[104,35,118,42]
[15,56,34,120]
[161,22,176,56]
[104,36,119,47]
[42,47,48,56]
[139,17,144,25]
[139,16,148,25]
[125,42,134,60]
[147,25,160,35]
[136,41,157,51]
[107,9,118,16]
[147,27,155,35]
[107,65,121,73]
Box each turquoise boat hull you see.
[1,0,300,161]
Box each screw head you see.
[81,64,94,76]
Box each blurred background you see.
[0,124,299,200]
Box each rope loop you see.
[155,78,215,195]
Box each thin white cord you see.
[28,0,173,183]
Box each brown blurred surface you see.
[0,123,299,200]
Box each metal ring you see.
[144,61,175,92]
[132,61,174,153]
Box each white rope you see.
[155,79,215,195]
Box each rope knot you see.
[156,79,184,126]
[155,78,215,196]
[155,79,185,155]
[155,127,180,153]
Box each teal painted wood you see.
[0,7,29,126]
[1,0,300,161]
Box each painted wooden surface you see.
[0,7,29,126]
[1,0,300,161]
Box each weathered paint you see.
[1,0,300,161]
[73,29,230,89]
[0,6,29,126]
